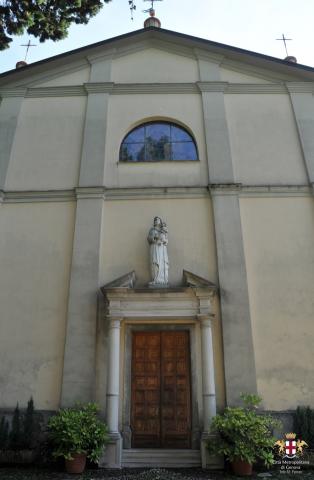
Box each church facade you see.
[0,22,314,468]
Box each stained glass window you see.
[120,122,198,162]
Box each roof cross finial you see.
[276,33,292,57]
[144,0,162,10]
[20,39,37,61]
[143,0,163,16]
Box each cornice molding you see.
[197,81,228,93]
[75,187,105,199]
[86,49,116,64]
[286,82,314,93]
[4,60,90,89]
[221,58,301,83]
[2,82,311,98]
[26,86,85,97]
[0,184,312,203]
[2,189,75,203]
[226,83,286,94]
[103,186,209,200]
[209,183,312,197]
[83,82,115,94]
[112,83,198,94]
[0,88,27,97]
[193,48,224,64]
[113,38,196,61]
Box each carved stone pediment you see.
[100,270,218,319]
[183,270,218,292]
[101,271,136,290]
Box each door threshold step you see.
[122,449,201,468]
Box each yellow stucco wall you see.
[225,94,307,184]
[240,196,314,410]
[0,202,75,409]
[220,68,271,83]
[111,48,199,83]
[35,67,90,87]
[5,97,86,190]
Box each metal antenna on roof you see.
[276,33,292,57]
[20,39,37,61]
[128,0,136,20]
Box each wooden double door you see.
[131,331,192,449]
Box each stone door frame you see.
[100,270,218,468]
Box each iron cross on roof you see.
[276,33,292,57]
[144,0,163,10]
[20,39,37,61]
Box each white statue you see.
[147,216,169,285]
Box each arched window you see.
[119,121,198,162]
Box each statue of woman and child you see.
[147,216,169,286]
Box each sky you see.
[0,0,314,74]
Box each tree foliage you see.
[9,403,22,450]
[0,416,9,449]
[293,406,314,447]
[0,0,112,51]
[21,396,35,449]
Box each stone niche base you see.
[99,433,122,469]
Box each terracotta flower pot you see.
[231,458,253,476]
[65,453,87,474]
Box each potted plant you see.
[207,394,280,476]
[48,403,109,474]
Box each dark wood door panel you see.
[161,331,191,449]
[131,332,161,448]
[131,331,191,449]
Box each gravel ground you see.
[0,467,313,480]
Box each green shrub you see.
[0,416,9,449]
[21,397,35,449]
[1,397,37,451]
[293,406,314,448]
[207,393,281,467]
[9,403,22,450]
[48,403,109,462]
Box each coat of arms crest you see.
[274,433,308,458]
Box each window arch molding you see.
[119,119,199,163]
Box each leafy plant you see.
[21,397,35,449]
[48,403,109,462]
[9,403,22,451]
[207,393,280,467]
[293,406,314,448]
[0,416,9,449]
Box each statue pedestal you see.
[148,282,169,288]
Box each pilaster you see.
[198,84,234,183]
[61,197,104,404]
[61,61,111,406]
[200,74,257,404]
[287,83,314,189]
[0,93,25,189]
